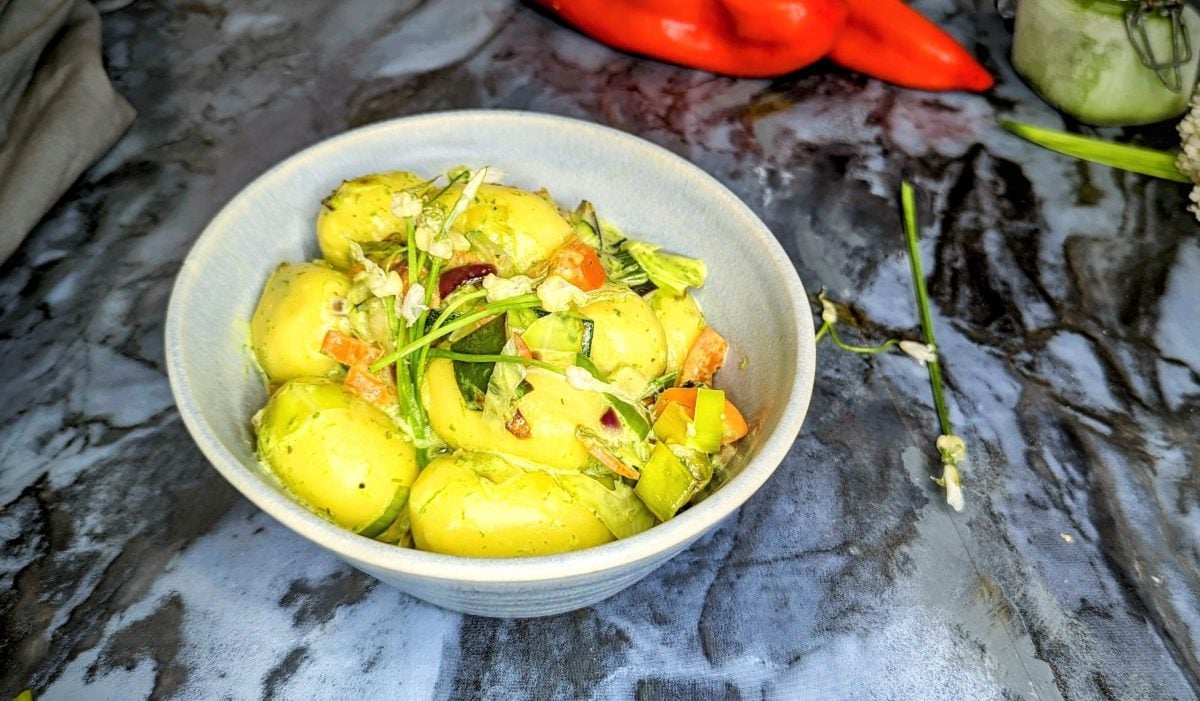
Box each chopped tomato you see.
[548,238,606,292]
[679,327,729,386]
[344,364,395,407]
[653,387,748,444]
[322,330,382,367]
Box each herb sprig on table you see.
[815,182,966,511]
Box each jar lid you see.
[1123,0,1193,92]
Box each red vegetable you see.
[532,0,847,78]
[827,0,993,92]
[438,263,496,298]
[679,327,729,387]
[547,238,606,292]
[534,0,992,92]
[600,407,620,430]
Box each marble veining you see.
[2,0,1198,698]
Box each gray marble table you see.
[3,1,1199,698]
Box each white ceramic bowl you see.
[165,110,815,618]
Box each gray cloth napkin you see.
[0,0,134,264]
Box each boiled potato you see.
[251,261,351,383]
[646,289,706,376]
[317,171,430,269]
[421,358,606,470]
[257,379,418,535]
[409,452,613,557]
[579,285,668,396]
[437,183,572,274]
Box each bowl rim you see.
[165,109,816,583]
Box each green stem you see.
[815,322,830,343]
[827,325,900,355]
[418,288,489,379]
[901,181,953,437]
[427,350,567,375]
[369,294,542,371]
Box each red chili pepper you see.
[533,0,848,78]
[534,0,993,93]
[827,0,993,92]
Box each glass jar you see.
[1012,0,1200,126]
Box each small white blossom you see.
[1177,93,1200,222]
[482,274,534,303]
[349,243,403,298]
[899,340,937,367]
[538,275,589,312]
[390,190,423,219]
[819,292,837,325]
[399,283,428,324]
[934,434,966,512]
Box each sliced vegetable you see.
[344,364,395,407]
[635,443,703,521]
[555,471,659,538]
[654,387,749,445]
[623,240,706,296]
[679,326,729,386]
[638,371,678,400]
[505,409,532,438]
[579,431,641,479]
[450,315,507,410]
[322,330,383,367]
[548,238,607,292]
[652,401,693,445]
[604,393,652,440]
[690,387,726,453]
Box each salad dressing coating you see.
[249,168,748,556]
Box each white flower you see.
[399,283,428,324]
[899,340,937,367]
[482,274,534,303]
[936,434,966,463]
[934,434,966,512]
[538,275,589,312]
[349,243,403,298]
[413,209,469,260]
[819,292,837,325]
[390,190,423,219]
[1177,93,1200,222]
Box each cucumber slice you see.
[355,485,410,539]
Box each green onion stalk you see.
[811,183,967,511]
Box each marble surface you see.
[2,0,1198,698]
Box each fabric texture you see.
[0,0,134,264]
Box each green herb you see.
[448,316,508,409]
[1000,119,1189,182]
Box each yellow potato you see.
[438,183,572,274]
[257,379,418,534]
[317,171,430,269]
[409,452,613,557]
[251,261,350,383]
[579,285,668,396]
[646,289,706,376]
[421,358,606,470]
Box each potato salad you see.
[249,167,749,557]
